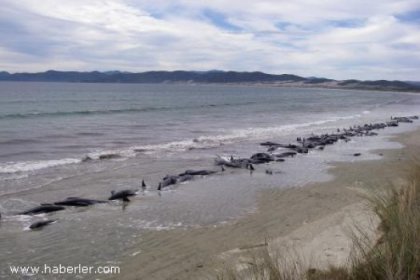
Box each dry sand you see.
[117,128,420,280]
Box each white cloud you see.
[0,0,419,79]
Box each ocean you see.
[0,82,419,278]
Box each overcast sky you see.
[1,0,419,80]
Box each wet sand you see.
[117,128,420,280]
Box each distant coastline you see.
[1,70,420,93]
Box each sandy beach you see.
[117,127,420,280]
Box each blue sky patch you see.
[202,9,242,31]
[275,21,292,30]
[396,9,420,23]
[327,18,365,28]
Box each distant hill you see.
[406,81,420,87]
[0,70,419,92]
[0,70,305,83]
[337,79,418,91]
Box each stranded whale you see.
[108,189,138,202]
[19,204,65,215]
[54,197,107,207]
[29,220,56,230]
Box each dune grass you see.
[342,166,420,280]
[217,248,305,280]
[218,165,420,280]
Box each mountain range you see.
[0,70,419,92]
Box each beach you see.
[117,127,420,280]
[0,82,419,279]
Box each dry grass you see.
[344,166,420,280]
[218,165,420,280]
[217,248,305,280]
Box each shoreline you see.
[2,80,420,94]
[118,127,420,280]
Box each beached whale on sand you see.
[157,174,194,190]
[214,156,250,168]
[19,204,65,215]
[177,174,193,183]
[275,151,297,158]
[158,175,178,190]
[157,168,224,191]
[250,153,275,164]
[54,197,107,207]
[179,169,217,176]
[29,220,56,230]
[108,189,138,202]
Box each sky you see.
[0,0,419,80]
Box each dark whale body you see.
[30,220,56,230]
[177,174,193,182]
[19,204,65,215]
[160,175,178,189]
[99,154,121,160]
[108,190,137,202]
[157,174,193,190]
[179,170,217,176]
[54,197,107,207]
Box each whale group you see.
[215,115,418,170]
[3,115,418,230]
[11,168,224,230]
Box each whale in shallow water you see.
[19,204,65,215]
[250,153,274,164]
[54,197,107,207]
[29,220,56,230]
[158,175,178,190]
[108,189,137,202]
[99,153,121,160]
[173,174,192,183]
[215,156,250,168]
[179,169,217,176]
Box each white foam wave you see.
[131,114,362,154]
[0,158,81,174]
[87,149,137,160]
[0,113,363,175]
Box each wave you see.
[82,113,362,157]
[0,113,363,174]
[0,158,81,174]
[0,108,165,120]
[129,114,362,154]
[76,132,105,136]
[0,102,258,120]
[0,139,42,145]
